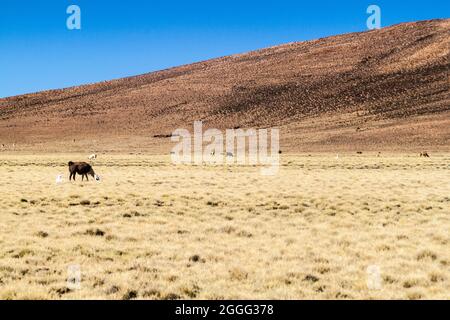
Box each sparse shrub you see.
[167,275,178,282]
[382,275,397,284]
[36,231,49,238]
[335,292,352,299]
[154,200,164,207]
[316,267,330,274]
[417,250,437,261]
[181,284,200,298]
[403,279,418,288]
[429,273,445,283]
[220,226,236,234]
[13,249,33,258]
[85,228,105,236]
[315,285,326,292]
[237,230,253,238]
[189,254,205,263]
[162,293,180,300]
[303,274,320,283]
[407,292,423,300]
[229,267,248,281]
[122,290,138,300]
[106,285,120,295]
[143,289,161,298]
[206,201,219,207]
[54,287,71,296]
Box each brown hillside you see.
[0,19,449,153]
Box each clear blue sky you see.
[0,0,448,98]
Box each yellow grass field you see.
[0,153,448,300]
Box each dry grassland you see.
[0,153,448,299]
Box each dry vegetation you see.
[0,153,448,300]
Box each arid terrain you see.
[0,19,449,152]
[0,19,449,300]
[0,153,449,299]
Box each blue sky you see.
[0,0,448,98]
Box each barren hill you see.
[0,19,449,153]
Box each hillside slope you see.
[0,19,449,152]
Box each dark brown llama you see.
[68,161,99,181]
